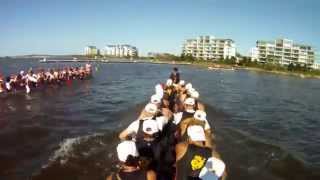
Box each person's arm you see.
[106,174,112,180]
[176,72,180,82]
[161,108,172,120]
[169,72,174,80]
[119,129,131,140]
[179,117,193,136]
[146,170,157,180]
[204,129,214,149]
[211,151,227,179]
[175,142,188,162]
[118,121,139,140]
[162,99,170,108]
[138,109,147,120]
[197,102,205,111]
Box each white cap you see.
[179,80,185,86]
[166,79,173,86]
[155,84,164,97]
[116,141,139,162]
[184,97,195,106]
[144,103,158,114]
[185,83,192,90]
[194,110,207,121]
[187,125,206,142]
[155,116,168,131]
[190,91,199,99]
[155,84,163,91]
[199,157,226,178]
[20,71,24,75]
[156,91,164,99]
[150,94,162,104]
[188,87,196,94]
[143,119,159,135]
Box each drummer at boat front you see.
[170,67,180,84]
[175,125,226,180]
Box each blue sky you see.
[0,0,319,58]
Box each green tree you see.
[181,54,196,62]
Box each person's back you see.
[176,144,211,180]
[109,168,147,180]
[106,141,156,180]
[176,125,225,180]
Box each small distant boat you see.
[208,66,235,71]
[208,67,220,70]
[39,58,47,63]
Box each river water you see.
[0,59,319,180]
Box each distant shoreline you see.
[150,59,320,79]
[2,56,320,79]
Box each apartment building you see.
[182,35,236,60]
[103,45,138,57]
[84,46,99,56]
[251,39,315,66]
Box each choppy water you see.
[0,59,320,180]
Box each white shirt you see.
[173,111,211,130]
[126,116,168,134]
[27,74,37,82]
[5,82,11,90]
[173,109,195,125]
[173,112,183,125]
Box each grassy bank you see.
[150,56,320,79]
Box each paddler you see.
[163,79,178,112]
[135,119,161,170]
[149,94,172,122]
[5,76,13,92]
[178,110,213,148]
[173,97,197,125]
[106,140,156,180]
[119,103,166,140]
[0,75,4,93]
[175,125,226,180]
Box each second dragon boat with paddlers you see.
[0,64,93,97]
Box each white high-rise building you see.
[84,46,99,56]
[182,35,236,60]
[103,45,138,57]
[311,55,320,69]
[251,38,315,67]
[249,47,259,61]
